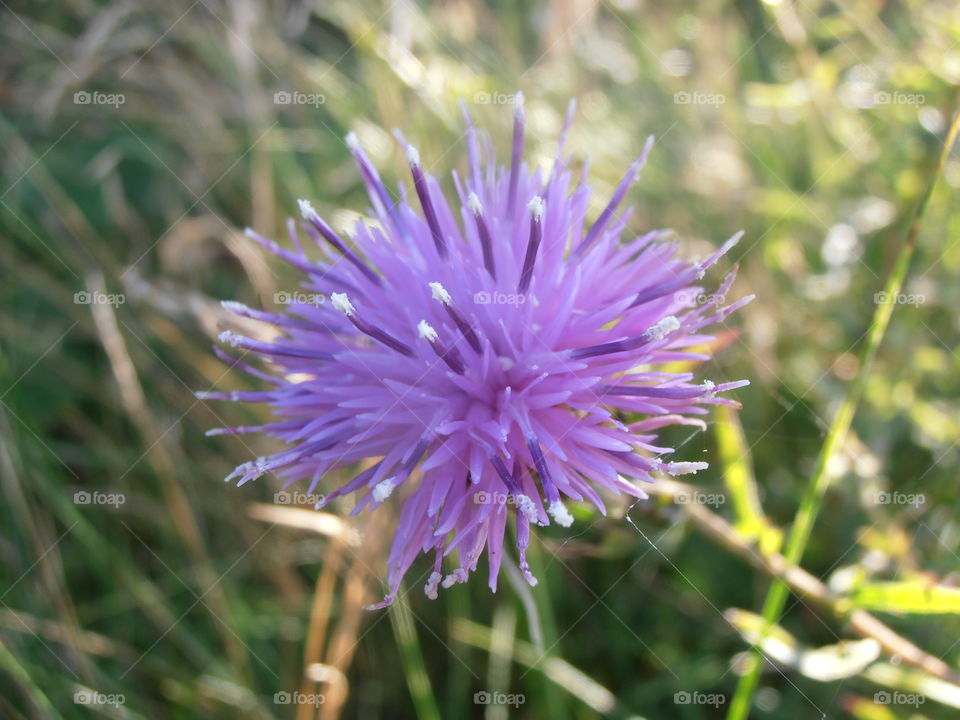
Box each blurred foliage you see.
[1,0,959,718]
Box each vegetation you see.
[2,1,959,718]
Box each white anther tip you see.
[548,500,573,527]
[664,461,709,475]
[514,90,525,112]
[221,300,248,313]
[467,192,483,215]
[724,230,745,251]
[373,477,396,502]
[330,292,356,316]
[424,571,442,600]
[516,494,538,523]
[217,330,240,346]
[417,320,438,342]
[298,199,318,220]
[528,195,544,220]
[428,282,452,305]
[645,316,680,341]
[405,144,420,166]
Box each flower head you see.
[204,100,750,608]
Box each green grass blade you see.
[390,597,442,720]
[0,636,62,719]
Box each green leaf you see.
[852,582,960,614]
[715,405,781,555]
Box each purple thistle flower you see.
[203,98,751,609]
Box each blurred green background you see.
[2,1,959,718]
